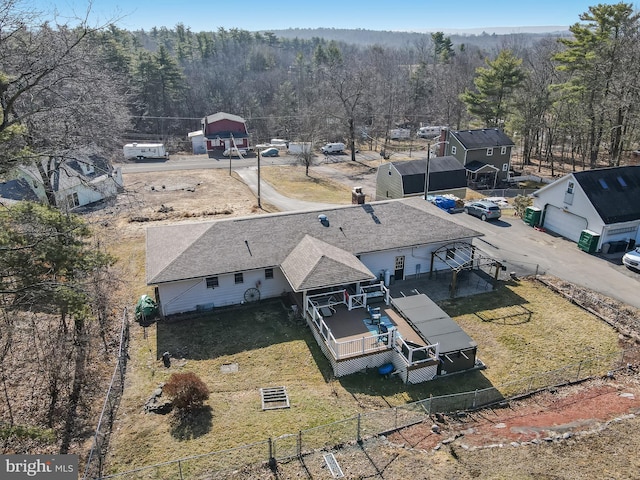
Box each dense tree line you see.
[87,3,640,172]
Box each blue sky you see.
[29,0,617,32]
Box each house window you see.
[502,163,509,172]
[451,146,457,155]
[234,273,244,284]
[206,277,219,289]
[487,148,493,156]
[265,268,274,279]
[567,182,574,194]
[446,248,456,259]
[501,146,507,155]
[67,192,79,208]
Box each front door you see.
[394,255,405,281]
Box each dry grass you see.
[259,165,354,203]
[440,280,621,393]
[104,279,623,476]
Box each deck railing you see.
[398,338,440,365]
[306,290,396,359]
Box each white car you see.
[622,247,640,271]
[223,147,247,157]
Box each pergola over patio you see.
[429,242,504,297]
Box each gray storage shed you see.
[392,294,478,374]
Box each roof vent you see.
[318,214,330,227]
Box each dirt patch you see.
[389,373,640,451]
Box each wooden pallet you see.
[260,386,290,410]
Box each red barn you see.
[201,112,250,157]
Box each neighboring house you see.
[532,165,640,250]
[375,156,467,201]
[146,197,485,382]
[187,130,206,154]
[0,178,41,205]
[8,155,123,210]
[201,112,250,157]
[441,128,515,188]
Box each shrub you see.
[163,372,210,411]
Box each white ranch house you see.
[146,197,484,383]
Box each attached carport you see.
[392,294,478,374]
[541,205,588,242]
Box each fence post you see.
[268,437,276,471]
[297,430,302,458]
[357,413,362,444]
[394,407,398,431]
[178,459,184,480]
[473,389,478,409]
[576,361,582,381]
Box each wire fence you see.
[96,345,638,480]
[82,308,130,480]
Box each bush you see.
[163,372,210,411]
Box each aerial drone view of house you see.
[146,197,502,384]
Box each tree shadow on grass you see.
[169,406,213,440]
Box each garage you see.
[542,205,588,242]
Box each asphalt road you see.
[120,154,640,309]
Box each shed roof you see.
[391,156,466,195]
[392,294,477,353]
[146,197,482,285]
[451,129,514,150]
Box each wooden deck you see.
[321,303,426,347]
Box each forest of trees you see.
[1,0,640,455]
[4,1,640,176]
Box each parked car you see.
[223,147,247,157]
[622,247,640,271]
[464,200,502,221]
[260,147,280,157]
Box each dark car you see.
[464,200,502,221]
[260,147,280,157]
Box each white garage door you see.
[542,206,588,242]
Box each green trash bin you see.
[578,230,600,253]
[523,206,542,226]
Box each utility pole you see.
[257,149,262,209]
[423,143,430,200]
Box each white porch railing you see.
[397,338,440,366]
[306,289,394,360]
[359,282,390,306]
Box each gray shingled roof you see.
[451,129,514,150]
[281,235,376,291]
[146,197,482,285]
